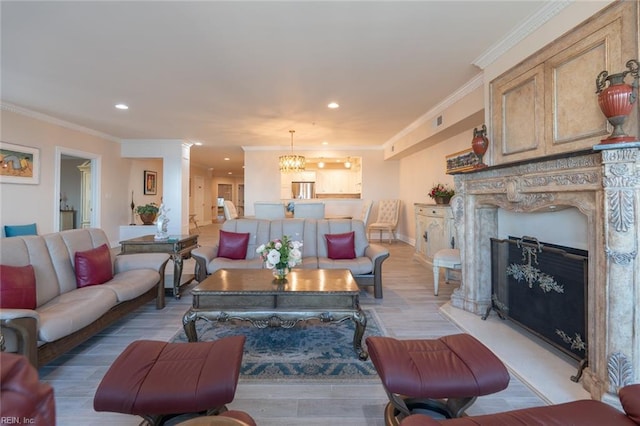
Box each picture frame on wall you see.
[144,170,157,195]
[0,141,40,184]
[446,148,479,174]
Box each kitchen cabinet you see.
[490,1,636,165]
[414,204,454,266]
[316,169,360,194]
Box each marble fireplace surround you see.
[450,144,640,406]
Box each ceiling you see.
[1,1,547,177]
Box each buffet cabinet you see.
[414,203,455,266]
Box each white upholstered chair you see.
[223,200,239,220]
[254,202,286,219]
[293,202,325,219]
[367,199,401,243]
[432,248,461,296]
[360,200,373,226]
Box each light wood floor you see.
[39,223,545,426]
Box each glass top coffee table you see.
[182,268,368,360]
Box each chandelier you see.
[279,130,306,173]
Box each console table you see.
[119,234,198,299]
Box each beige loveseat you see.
[191,218,390,298]
[0,228,170,367]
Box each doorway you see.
[54,147,101,231]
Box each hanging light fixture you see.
[344,157,352,169]
[279,130,306,173]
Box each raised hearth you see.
[451,143,640,406]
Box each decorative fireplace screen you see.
[486,236,588,381]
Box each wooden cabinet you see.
[414,204,454,266]
[59,210,76,230]
[491,1,637,165]
[316,169,360,194]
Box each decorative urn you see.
[471,124,489,169]
[595,59,639,144]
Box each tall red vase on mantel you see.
[595,59,639,145]
[471,124,489,169]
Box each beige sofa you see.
[191,218,390,298]
[0,228,170,367]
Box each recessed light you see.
[228,172,232,175]
[328,102,339,109]
[224,157,230,161]
[193,142,203,146]
[115,104,129,110]
[322,141,329,145]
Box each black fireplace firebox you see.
[486,236,588,381]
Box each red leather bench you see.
[399,383,640,425]
[367,334,510,426]
[94,337,246,425]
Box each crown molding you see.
[472,0,572,69]
[1,102,121,143]
[383,72,484,149]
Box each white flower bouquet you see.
[256,235,303,279]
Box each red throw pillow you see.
[0,265,37,309]
[326,231,356,260]
[75,244,113,288]
[218,230,250,260]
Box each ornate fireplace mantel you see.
[451,143,640,405]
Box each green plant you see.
[428,183,455,199]
[136,202,159,215]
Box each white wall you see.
[128,158,164,224]
[0,108,131,244]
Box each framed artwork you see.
[144,170,157,195]
[0,141,40,184]
[446,148,479,174]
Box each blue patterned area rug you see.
[171,309,386,382]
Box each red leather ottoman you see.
[94,337,245,426]
[367,334,510,426]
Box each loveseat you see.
[192,218,390,298]
[0,228,170,367]
[399,384,640,425]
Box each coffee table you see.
[182,268,368,360]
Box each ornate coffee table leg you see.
[352,309,368,360]
[182,309,199,342]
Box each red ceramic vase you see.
[595,60,639,144]
[471,124,489,169]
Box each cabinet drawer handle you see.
[432,210,436,214]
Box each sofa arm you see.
[1,310,39,368]
[192,246,218,282]
[364,243,390,299]
[115,253,171,274]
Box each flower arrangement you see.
[429,183,455,200]
[256,235,303,279]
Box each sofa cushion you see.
[37,286,118,342]
[218,230,250,260]
[0,264,36,309]
[4,223,37,237]
[326,231,356,260]
[75,244,113,288]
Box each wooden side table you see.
[119,234,198,299]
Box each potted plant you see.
[428,183,455,205]
[136,202,159,225]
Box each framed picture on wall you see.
[0,141,40,184]
[446,148,479,174]
[144,170,157,195]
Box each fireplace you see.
[450,144,640,406]
[488,236,588,381]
